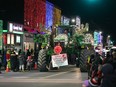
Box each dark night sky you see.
[47,0,116,44]
[0,0,116,44]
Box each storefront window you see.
[7,34,10,44]
[16,35,21,43]
[11,34,14,44]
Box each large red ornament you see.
[54,46,62,54]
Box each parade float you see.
[35,33,69,71]
[34,17,94,72]
[72,23,94,72]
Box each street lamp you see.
[70,18,76,26]
[108,35,110,38]
[99,31,102,34]
[71,19,76,23]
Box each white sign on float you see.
[52,53,68,67]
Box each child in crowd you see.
[27,55,33,71]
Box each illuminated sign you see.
[8,22,23,33]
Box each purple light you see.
[40,32,46,34]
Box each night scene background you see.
[0,0,116,44]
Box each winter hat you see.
[89,76,99,87]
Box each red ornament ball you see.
[54,46,62,54]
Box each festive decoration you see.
[54,34,68,45]
[38,0,46,32]
[61,16,70,26]
[94,31,98,45]
[73,33,84,46]
[24,0,46,32]
[98,33,102,44]
[76,16,81,29]
[54,45,62,54]
[34,34,49,44]
[75,23,89,35]
[94,31,102,46]
[53,7,61,26]
[46,1,54,30]
[83,33,94,45]
[24,0,62,33]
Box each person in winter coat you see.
[6,50,11,70]
[100,51,116,87]
[100,63,114,87]
[24,49,31,70]
[87,52,104,87]
[10,50,17,72]
[111,51,116,72]
[26,55,33,71]
[18,52,25,71]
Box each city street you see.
[0,65,88,87]
[0,0,116,87]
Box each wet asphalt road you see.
[0,65,88,87]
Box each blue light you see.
[46,1,54,31]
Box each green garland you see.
[34,34,49,43]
